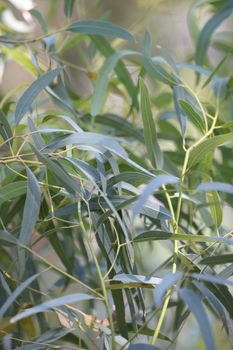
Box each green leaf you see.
[15,67,62,124]
[29,8,48,33]
[191,273,233,287]
[112,273,162,288]
[143,56,179,86]
[195,1,233,65]
[188,132,233,168]
[133,231,233,245]
[90,36,137,109]
[10,293,94,323]
[31,144,82,196]
[67,20,134,41]
[0,181,27,205]
[200,254,233,265]
[132,175,178,218]
[201,56,227,89]
[179,99,205,133]
[179,288,216,350]
[2,46,39,76]
[196,181,233,195]
[92,50,138,116]
[16,327,72,350]
[19,167,41,247]
[128,345,161,350]
[154,272,183,307]
[0,110,13,147]
[64,0,75,17]
[0,230,18,246]
[139,78,163,168]
[0,273,39,318]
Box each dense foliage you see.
[0,1,233,349]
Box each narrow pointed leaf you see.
[11,293,94,323]
[15,67,62,124]
[189,132,233,168]
[19,167,41,247]
[0,273,39,318]
[67,20,134,41]
[179,288,216,350]
[154,272,183,307]
[139,78,163,168]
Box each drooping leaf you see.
[0,273,39,318]
[15,327,72,350]
[189,132,233,168]
[139,78,163,169]
[195,1,233,65]
[0,110,13,146]
[29,8,48,33]
[112,273,162,288]
[19,167,41,247]
[0,230,18,246]
[90,36,137,109]
[196,181,233,195]
[191,273,233,287]
[0,181,27,205]
[200,254,233,265]
[67,20,134,41]
[64,0,75,17]
[128,345,161,350]
[133,231,233,245]
[11,293,94,323]
[154,272,183,307]
[15,67,62,124]
[92,50,138,116]
[179,288,216,350]
[132,174,178,218]
[179,99,205,133]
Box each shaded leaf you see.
[11,294,94,323]
[154,272,183,307]
[139,78,163,168]
[200,254,233,265]
[179,288,216,350]
[67,20,134,41]
[0,274,39,318]
[15,67,62,124]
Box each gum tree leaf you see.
[132,175,178,218]
[31,144,82,196]
[139,78,163,169]
[92,50,138,116]
[133,231,233,245]
[15,67,62,124]
[0,110,13,146]
[0,230,19,246]
[179,288,216,350]
[0,181,27,205]
[0,273,39,318]
[128,345,161,350]
[90,36,137,109]
[11,293,94,323]
[195,1,233,65]
[29,8,48,33]
[188,132,233,168]
[112,273,162,288]
[154,272,183,307]
[19,167,41,247]
[196,182,233,195]
[200,254,233,265]
[67,20,134,41]
[191,273,233,287]
[179,99,205,133]
[64,0,75,17]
